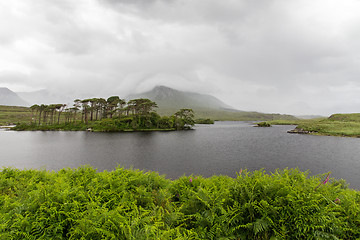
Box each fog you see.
[1,0,360,115]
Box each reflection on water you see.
[1,122,360,188]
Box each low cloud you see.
[1,0,360,115]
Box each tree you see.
[38,104,47,125]
[55,104,66,124]
[157,116,174,129]
[30,104,39,124]
[43,105,53,125]
[107,96,120,119]
[174,109,195,129]
[126,98,158,128]
[73,99,82,123]
[127,98,158,116]
[81,99,91,124]
[45,104,56,124]
[63,108,72,123]
[95,98,106,120]
[117,99,126,118]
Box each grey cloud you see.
[102,0,160,6]
[99,0,273,25]
[0,71,30,84]
[100,0,177,9]
[2,0,360,115]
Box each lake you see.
[1,121,360,188]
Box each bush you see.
[195,119,215,124]
[1,167,359,239]
[256,122,272,127]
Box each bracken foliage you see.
[0,167,359,239]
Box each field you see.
[0,105,32,126]
[263,113,360,137]
[296,121,360,137]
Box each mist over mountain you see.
[128,85,235,111]
[16,89,73,106]
[0,88,29,106]
[1,85,296,121]
[295,115,326,119]
[128,86,296,121]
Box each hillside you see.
[128,85,233,110]
[129,86,297,121]
[0,88,28,106]
[327,113,360,122]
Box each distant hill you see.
[0,88,29,106]
[328,113,360,122]
[128,85,234,111]
[296,115,326,119]
[128,86,297,121]
[16,89,73,106]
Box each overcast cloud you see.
[1,0,360,115]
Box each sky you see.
[1,0,360,116]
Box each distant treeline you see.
[15,97,195,131]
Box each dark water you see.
[1,122,360,188]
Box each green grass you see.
[0,105,32,125]
[297,120,360,137]
[1,166,359,239]
[266,117,327,125]
[12,121,178,132]
[328,113,360,122]
[264,114,360,138]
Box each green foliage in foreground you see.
[1,167,359,239]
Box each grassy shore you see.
[1,166,359,239]
[0,105,32,125]
[11,121,180,132]
[260,114,360,137]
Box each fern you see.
[1,166,360,239]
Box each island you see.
[12,97,196,132]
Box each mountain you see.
[128,86,297,121]
[16,89,73,106]
[128,85,234,111]
[0,88,29,106]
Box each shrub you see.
[256,122,272,127]
[1,167,359,239]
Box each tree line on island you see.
[14,97,196,131]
